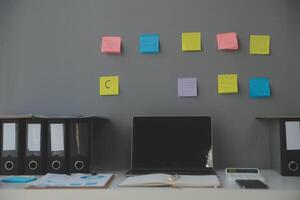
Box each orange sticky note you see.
[217,32,238,50]
[101,36,121,53]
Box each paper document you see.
[27,124,41,151]
[3,123,16,151]
[50,124,64,151]
[119,174,220,188]
[28,173,113,188]
[285,121,300,150]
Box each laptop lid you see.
[131,116,213,170]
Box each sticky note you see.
[182,32,201,51]
[178,78,197,97]
[101,36,121,53]
[249,35,270,55]
[249,77,271,98]
[139,34,159,53]
[217,32,238,50]
[218,74,238,94]
[99,76,119,96]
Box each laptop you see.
[127,116,215,175]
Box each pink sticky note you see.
[101,36,121,53]
[217,32,238,50]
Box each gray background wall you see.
[0,0,300,170]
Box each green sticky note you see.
[250,35,270,55]
[182,32,202,51]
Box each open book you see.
[119,174,220,188]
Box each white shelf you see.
[1,170,300,200]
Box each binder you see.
[68,117,108,173]
[68,118,90,173]
[0,119,25,175]
[47,120,67,173]
[24,119,47,175]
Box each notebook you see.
[127,116,214,175]
[119,174,220,188]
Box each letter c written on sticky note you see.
[218,74,238,94]
[99,76,119,96]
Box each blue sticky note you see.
[139,34,159,53]
[249,77,271,98]
[1,176,37,183]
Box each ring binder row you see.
[0,115,107,175]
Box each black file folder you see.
[47,120,67,173]
[0,119,25,175]
[68,119,90,173]
[24,119,47,175]
[68,117,108,173]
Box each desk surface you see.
[1,170,300,200]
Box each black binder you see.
[68,117,108,173]
[68,118,90,173]
[24,119,47,175]
[0,119,25,175]
[47,120,67,173]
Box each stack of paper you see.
[27,173,113,189]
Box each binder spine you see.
[47,120,67,174]
[24,119,47,175]
[0,119,25,175]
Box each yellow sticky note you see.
[99,76,119,96]
[249,35,270,55]
[218,74,238,94]
[182,32,201,51]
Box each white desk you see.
[1,170,300,200]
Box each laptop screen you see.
[132,116,213,170]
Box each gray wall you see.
[0,0,300,170]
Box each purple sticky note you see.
[178,78,197,97]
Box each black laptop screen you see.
[132,116,212,170]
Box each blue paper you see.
[139,34,159,53]
[1,176,37,183]
[249,77,271,98]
